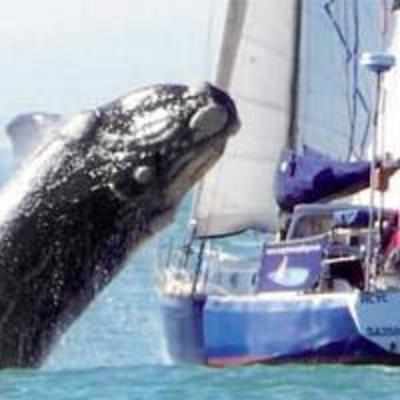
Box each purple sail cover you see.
[275,147,370,212]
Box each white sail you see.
[194,0,383,238]
[194,0,300,237]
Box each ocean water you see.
[0,158,399,399]
[2,364,400,400]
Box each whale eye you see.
[133,165,154,184]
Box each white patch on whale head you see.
[120,88,159,111]
[190,104,228,142]
[133,108,172,139]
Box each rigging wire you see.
[360,0,392,157]
[323,0,352,60]
[204,0,217,81]
[189,0,219,235]
[358,90,372,156]
[323,0,372,161]
[343,0,355,151]
[380,0,390,38]
[348,0,360,160]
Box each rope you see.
[323,0,352,61]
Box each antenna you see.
[360,52,396,291]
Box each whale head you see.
[92,82,239,230]
[5,82,239,234]
[0,83,239,367]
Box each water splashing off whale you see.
[1,82,239,368]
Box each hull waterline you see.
[160,291,400,367]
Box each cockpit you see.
[259,204,400,293]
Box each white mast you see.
[360,52,396,290]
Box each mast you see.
[287,0,303,149]
[190,0,248,234]
[361,52,396,290]
[374,3,400,212]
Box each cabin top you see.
[286,203,398,240]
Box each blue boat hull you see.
[161,295,206,364]
[160,291,400,366]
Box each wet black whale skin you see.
[0,83,239,367]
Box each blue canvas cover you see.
[275,147,371,212]
[333,208,370,229]
[257,237,325,293]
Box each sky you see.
[0,0,227,150]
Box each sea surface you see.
[0,157,399,399]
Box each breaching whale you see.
[1,83,239,368]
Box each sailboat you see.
[157,0,400,366]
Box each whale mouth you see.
[165,116,238,206]
[165,136,226,206]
